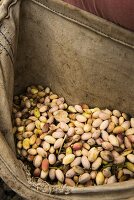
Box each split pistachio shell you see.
[48,154,56,165]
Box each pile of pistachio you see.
[13,85,134,187]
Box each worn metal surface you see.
[0,0,134,199]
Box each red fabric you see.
[64,0,134,31]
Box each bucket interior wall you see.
[15,0,134,115]
[0,0,133,199]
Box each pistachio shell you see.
[68,106,77,113]
[125,128,134,136]
[81,133,92,140]
[76,115,87,123]
[127,154,134,163]
[48,154,56,165]
[130,118,134,128]
[54,138,64,149]
[65,178,75,187]
[44,135,56,144]
[54,110,69,123]
[67,127,75,137]
[59,122,69,132]
[41,159,49,171]
[71,157,81,167]
[88,147,99,162]
[100,120,109,130]
[49,169,56,180]
[34,108,40,118]
[102,142,113,151]
[40,170,48,180]
[125,162,134,172]
[74,105,83,113]
[114,155,125,164]
[63,154,75,165]
[66,168,76,178]
[42,141,50,151]
[79,173,91,184]
[99,112,110,120]
[37,147,47,157]
[56,169,64,183]
[66,147,73,155]
[92,157,102,170]
[29,134,36,145]
[33,155,42,168]
[73,143,82,151]
[26,122,35,131]
[113,110,121,117]
[108,135,119,147]
[121,121,130,131]
[84,124,91,132]
[100,151,113,162]
[52,131,65,139]
[28,148,37,155]
[107,175,117,184]
[73,166,84,175]
[92,118,102,128]
[96,172,105,185]
[113,126,125,134]
[23,138,30,150]
[81,156,90,169]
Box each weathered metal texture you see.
[0,0,134,199]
